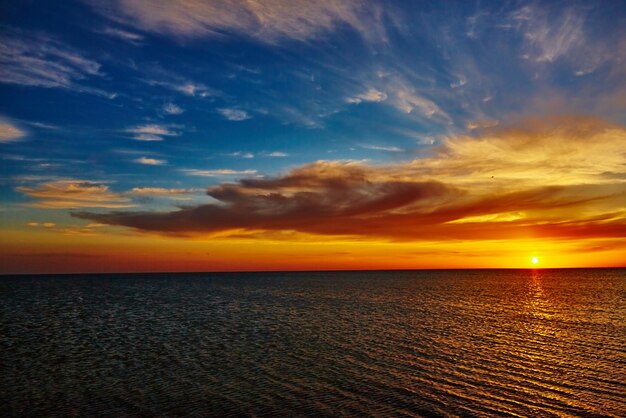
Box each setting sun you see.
[531,256,539,265]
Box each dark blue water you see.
[1,269,625,417]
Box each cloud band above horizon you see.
[73,116,626,243]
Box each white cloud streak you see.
[163,103,184,114]
[146,78,216,97]
[0,28,114,97]
[218,108,251,121]
[361,144,403,152]
[508,4,622,77]
[265,151,288,157]
[98,26,144,44]
[228,151,254,159]
[511,5,584,64]
[130,187,201,195]
[133,156,167,165]
[125,124,179,141]
[181,168,257,177]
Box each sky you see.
[1,0,625,273]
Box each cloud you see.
[27,222,56,228]
[171,82,211,97]
[24,221,110,237]
[265,151,288,157]
[129,186,203,202]
[450,76,467,89]
[346,88,387,104]
[125,124,179,141]
[466,119,499,130]
[163,103,184,114]
[98,26,144,44]
[218,108,251,121]
[351,75,451,123]
[90,0,387,43]
[17,180,134,209]
[76,162,457,237]
[130,187,201,196]
[181,168,258,177]
[434,116,626,187]
[0,28,114,97]
[392,128,437,145]
[228,151,254,159]
[25,121,59,130]
[0,119,26,143]
[508,4,623,76]
[361,144,403,152]
[25,224,108,236]
[74,116,626,241]
[510,5,585,64]
[145,78,216,97]
[392,88,449,121]
[133,156,167,165]
[129,134,162,141]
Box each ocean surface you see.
[1,269,624,417]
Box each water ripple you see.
[1,269,625,417]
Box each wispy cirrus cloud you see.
[90,0,390,43]
[0,28,114,97]
[26,222,56,228]
[510,5,585,64]
[264,151,288,158]
[133,156,167,165]
[228,151,254,159]
[163,103,184,114]
[171,82,212,97]
[17,180,204,210]
[98,26,144,45]
[0,119,26,143]
[17,180,134,209]
[345,75,452,124]
[466,120,499,131]
[145,78,216,97]
[181,168,257,177]
[506,4,625,77]
[218,108,251,121]
[129,187,201,196]
[125,124,179,141]
[25,121,59,130]
[361,144,403,152]
[346,88,387,104]
[75,116,626,241]
[26,221,110,236]
[387,84,450,122]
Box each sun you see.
[531,256,539,265]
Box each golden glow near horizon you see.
[0,226,624,274]
[531,256,539,265]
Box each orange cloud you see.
[93,0,386,43]
[74,116,626,242]
[129,187,201,196]
[0,119,26,142]
[18,180,134,208]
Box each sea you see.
[1,269,624,417]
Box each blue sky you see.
[1,0,625,271]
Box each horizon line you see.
[2,265,624,277]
